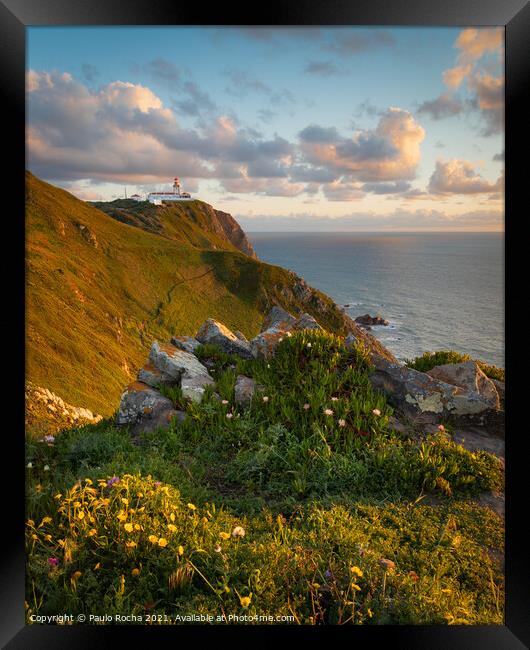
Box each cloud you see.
[325,30,395,56]
[417,93,463,120]
[361,181,411,194]
[299,108,425,183]
[81,63,99,83]
[304,61,340,76]
[224,70,270,97]
[493,150,504,162]
[428,159,503,195]
[144,57,181,86]
[468,72,503,135]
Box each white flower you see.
[324,408,334,416]
[232,525,245,537]
[226,413,233,419]
[438,424,445,432]
[267,364,270,368]
[278,337,283,342]
[286,332,292,337]
[214,544,222,553]
[303,403,310,410]
[44,465,50,471]
[262,396,269,403]
[372,409,381,416]
[42,435,55,443]
[221,399,229,405]
[331,397,339,402]
[338,419,346,427]
[306,343,312,348]
[27,462,33,469]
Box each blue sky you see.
[27,27,504,230]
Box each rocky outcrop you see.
[196,319,253,359]
[355,314,389,327]
[426,361,500,410]
[213,208,257,258]
[117,381,177,425]
[149,341,211,380]
[170,335,201,355]
[234,375,260,407]
[181,374,215,403]
[369,354,502,429]
[261,306,297,332]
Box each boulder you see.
[181,374,215,403]
[345,332,358,348]
[250,328,286,359]
[234,330,248,342]
[427,361,500,410]
[170,335,201,355]
[195,319,253,359]
[261,306,297,332]
[137,362,174,388]
[234,375,262,407]
[117,381,175,425]
[491,378,505,403]
[293,312,323,331]
[369,355,499,425]
[149,341,211,380]
[355,314,389,327]
[130,408,185,437]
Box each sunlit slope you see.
[26,172,361,415]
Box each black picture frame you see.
[2,0,528,646]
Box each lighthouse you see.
[147,177,193,205]
[173,177,181,196]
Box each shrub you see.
[405,350,505,382]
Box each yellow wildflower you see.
[367,608,373,618]
[158,538,168,548]
[131,568,140,577]
[124,523,134,533]
[121,498,129,505]
[72,571,82,581]
[170,512,175,522]
[187,503,196,511]
[94,562,101,570]
[351,583,361,592]
[240,595,252,609]
[137,492,144,498]
[168,524,177,533]
[148,535,158,544]
[350,566,363,578]
[77,511,85,520]
[40,516,52,525]
[73,501,81,508]
[134,523,141,531]
[178,545,184,556]
[117,511,127,522]
[87,529,97,537]
[202,517,208,524]
[126,541,137,548]
[84,478,93,485]
[219,532,230,540]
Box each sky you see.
[26,26,504,231]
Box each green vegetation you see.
[405,350,505,382]
[26,172,360,415]
[26,331,504,625]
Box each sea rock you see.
[293,312,323,331]
[234,375,262,407]
[427,361,500,410]
[137,362,174,388]
[149,341,211,380]
[355,314,389,327]
[261,306,297,332]
[369,354,499,424]
[170,335,201,355]
[181,374,215,403]
[116,381,175,425]
[195,318,253,359]
[250,328,286,359]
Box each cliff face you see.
[212,208,257,259]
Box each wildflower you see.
[221,399,229,405]
[324,408,334,416]
[408,570,419,582]
[124,523,134,533]
[303,403,310,410]
[178,545,184,556]
[240,595,252,608]
[26,462,33,469]
[107,477,120,487]
[226,413,233,419]
[117,511,127,522]
[94,562,101,570]
[158,538,168,548]
[325,570,333,579]
[125,541,137,548]
[367,608,373,618]
[351,583,361,591]
[44,465,50,472]
[338,419,346,427]
[219,532,230,540]
[379,558,396,571]
[47,557,59,568]
[134,523,141,531]
[331,397,339,402]
[306,343,312,348]
[286,332,292,337]
[372,409,381,416]
[214,544,222,553]
[438,424,445,432]
[350,566,363,578]
[121,498,129,505]
[71,571,82,581]
[148,535,158,544]
[262,396,269,403]
[131,568,140,577]
[279,337,283,342]
[267,364,270,368]
[168,524,177,533]
[187,503,196,511]
[87,529,97,537]
[43,435,55,443]
[170,512,175,522]
[232,526,245,538]
[154,481,161,488]
[77,511,85,520]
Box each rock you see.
[261,306,297,332]
[491,378,505,403]
[149,341,211,380]
[355,314,389,327]
[137,362,174,388]
[250,328,286,359]
[427,361,500,410]
[345,332,358,348]
[293,312,323,331]
[130,408,185,437]
[170,335,201,355]
[234,330,248,342]
[234,375,258,407]
[181,374,215,403]
[116,381,175,425]
[195,319,253,359]
[369,354,499,425]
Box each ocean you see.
[248,232,504,368]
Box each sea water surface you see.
[248,232,504,368]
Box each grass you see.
[25,331,504,625]
[405,350,505,382]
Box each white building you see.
[130,194,143,202]
[147,177,193,205]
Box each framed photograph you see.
[2,0,528,646]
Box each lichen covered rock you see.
[195,318,253,359]
[427,361,500,410]
[170,335,202,355]
[149,341,211,379]
[116,381,175,425]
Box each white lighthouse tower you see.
[147,176,193,205]
[173,177,181,196]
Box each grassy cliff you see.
[26,172,385,415]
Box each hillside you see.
[26,172,391,416]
